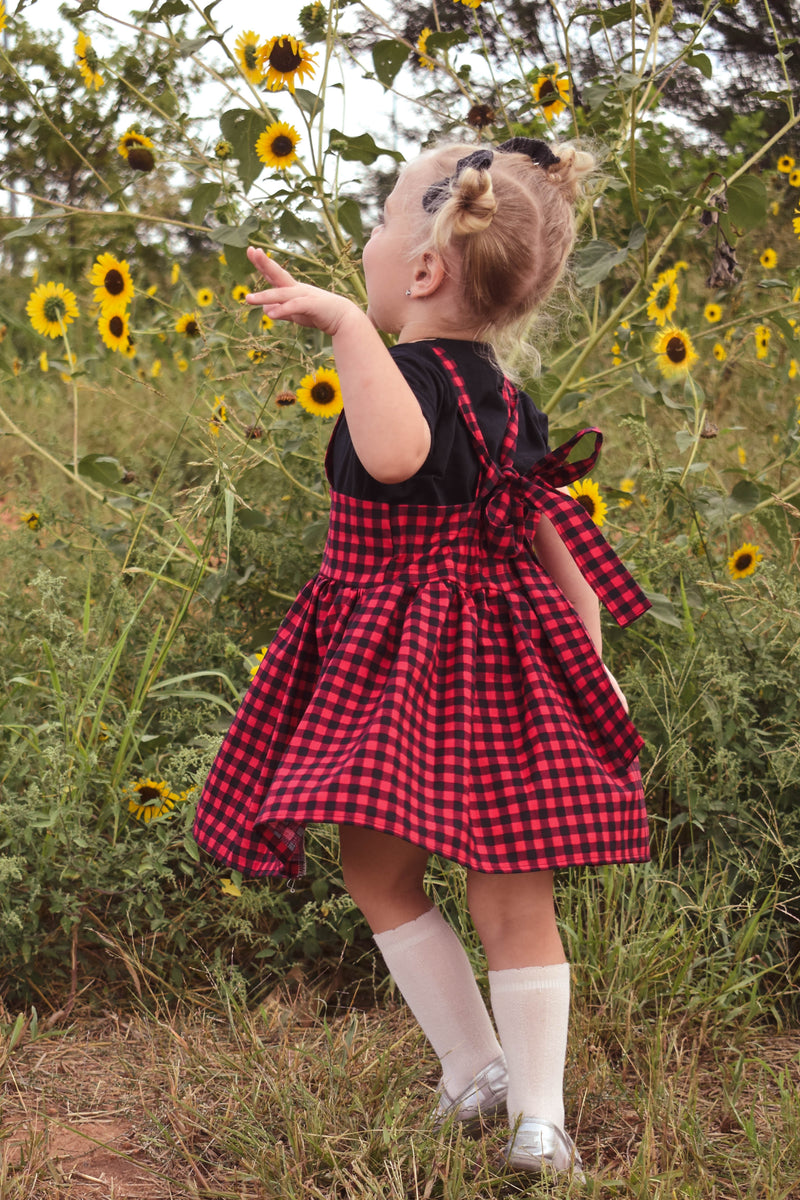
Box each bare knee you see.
[339,825,431,934]
[467,870,565,969]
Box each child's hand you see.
[245,246,357,337]
[603,665,629,714]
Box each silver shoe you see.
[504,1117,586,1183]
[435,1054,508,1127]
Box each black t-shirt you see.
[328,338,550,505]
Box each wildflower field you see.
[1,0,799,1194]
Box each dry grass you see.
[1,970,799,1200]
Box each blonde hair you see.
[414,141,595,342]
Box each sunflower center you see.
[104,268,125,295]
[654,283,671,309]
[665,335,687,364]
[311,381,336,405]
[271,135,294,158]
[84,44,100,70]
[244,43,259,70]
[185,319,199,336]
[109,314,124,337]
[734,553,753,571]
[268,39,303,72]
[539,80,557,101]
[136,785,161,801]
[43,296,66,322]
[575,494,596,518]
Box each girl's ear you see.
[410,250,446,298]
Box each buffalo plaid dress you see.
[194,344,651,879]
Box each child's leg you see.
[340,825,502,1098]
[466,870,570,1130]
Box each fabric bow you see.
[478,429,650,628]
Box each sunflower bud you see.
[215,139,233,160]
[467,103,496,129]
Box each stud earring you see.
[405,288,412,296]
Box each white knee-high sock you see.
[373,907,503,1097]
[488,962,570,1129]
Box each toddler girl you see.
[194,137,651,1181]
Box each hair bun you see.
[546,144,596,201]
[444,165,498,236]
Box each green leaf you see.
[726,175,767,231]
[151,1,190,17]
[627,222,647,251]
[237,509,269,529]
[630,370,658,397]
[425,29,469,54]
[77,455,123,487]
[588,3,632,35]
[208,214,260,248]
[573,239,629,288]
[686,51,713,79]
[729,479,762,513]
[643,592,684,628]
[372,39,409,89]
[293,88,324,119]
[279,210,320,243]
[190,182,220,225]
[3,216,53,242]
[327,129,404,165]
[337,197,364,246]
[219,107,266,191]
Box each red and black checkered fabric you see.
[193,347,652,879]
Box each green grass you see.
[2,854,798,1199]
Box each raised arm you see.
[246,248,430,484]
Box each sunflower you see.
[713,342,727,362]
[232,284,249,302]
[90,252,134,313]
[126,778,184,822]
[260,34,317,94]
[754,324,771,359]
[215,138,233,160]
[618,478,635,510]
[117,128,155,172]
[759,247,777,268]
[196,287,214,307]
[171,262,181,285]
[235,30,264,85]
[209,397,228,436]
[569,478,607,527]
[249,645,268,677]
[261,313,274,332]
[646,269,679,326]
[531,65,570,122]
[39,351,48,372]
[21,511,40,530]
[276,390,296,406]
[652,326,698,378]
[177,357,189,372]
[727,542,762,580]
[296,366,343,417]
[176,312,201,337]
[98,310,130,352]
[248,347,269,363]
[793,204,800,239]
[75,30,104,90]
[737,445,747,466]
[417,27,435,70]
[255,120,301,170]
[703,302,722,323]
[777,155,795,173]
[467,103,496,129]
[26,281,79,339]
[452,0,482,8]
[790,170,800,188]
[0,2,7,33]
